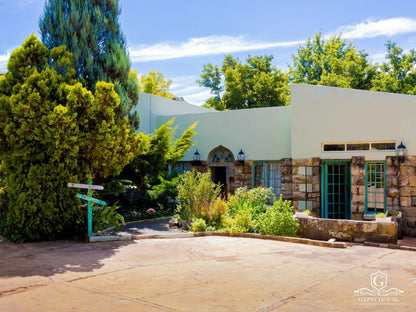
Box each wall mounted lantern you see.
[193,150,200,161]
[237,149,245,164]
[192,150,201,166]
[396,141,407,163]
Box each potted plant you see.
[295,209,311,218]
[375,212,392,223]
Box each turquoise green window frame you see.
[320,159,351,219]
[169,162,192,175]
[253,161,266,188]
[252,161,281,196]
[365,161,386,214]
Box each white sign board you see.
[68,183,104,190]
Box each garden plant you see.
[175,170,299,236]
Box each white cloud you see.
[368,52,387,65]
[167,75,211,105]
[328,17,416,40]
[170,76,201,93]
[0,53,10,71]
[368,47,415,65]
[129,35,304,63]
[182,89,212,106]
[171,85,202,95]
[169,75,197,86]
[130,17,416,63]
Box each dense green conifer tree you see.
[39,0,139,128]
[0,36,139,241]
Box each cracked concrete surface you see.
[1,235,415,311]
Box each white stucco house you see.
[134,84,416,236]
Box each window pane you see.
[365,162,385,214]
[371,142,396,151]
[183,162,191,172]
[323,144,345,151]
[346,143,370,151]
[224,153,234,162]
[268,162,281,196]
[368,163,375,172]
[254,162,265,187]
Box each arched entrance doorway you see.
[207,145,235,196]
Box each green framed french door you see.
[321,160,351,219]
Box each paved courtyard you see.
[1,235,416,311]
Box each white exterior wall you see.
[291,84,416,160]
[157,106,292,161]
[134,93,212,134]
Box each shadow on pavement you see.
[0,235,134,278]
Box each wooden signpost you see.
[68,175,105,239]
[76,193,107,206]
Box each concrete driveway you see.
[1,235,415,311]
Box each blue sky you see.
[1,0,416,105]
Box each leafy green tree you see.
[138,71,175,99]
[371,41,416,94]
[290,33,375,90]
[39,0,139,129]
[198,55,289,110]
[0,35,139,241]
[117,119,197,209]
[201,96,226,110]
[197,63,223,100]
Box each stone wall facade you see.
[351,156,365,220]
[186,155,416,237]
[385,156,400,212]
[280,158,293,202]
[234,161,252,190]
[290,158,320,217]
[397,156,416,236]
[190,162,209,173]
[297,217,398,244]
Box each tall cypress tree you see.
[39,0,139,128]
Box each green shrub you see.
[227,187,274,217]
[257,196,299,237]
[147,175,181,212]
[190,218,207,232]
[222,202,257,234]
[93,203,126,233]
[206,197,227,228]
[176,170,221,221]
[221,187,275,234]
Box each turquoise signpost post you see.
[68,175,106,240]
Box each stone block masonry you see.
[280,158,293,201]
[289,158,320,217]
[395,156,416,236]
[234,161,252,189]
[185,154,416,237]
[351,156,365,220]
[385,156,400,212]
[297,217,398,244]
